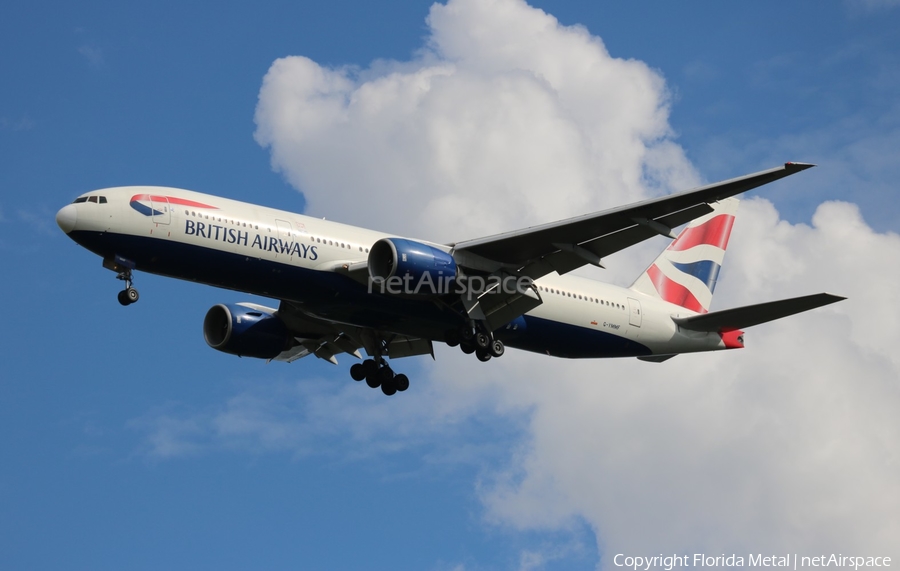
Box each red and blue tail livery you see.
[631,198,738,314]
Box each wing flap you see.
[673,293,846,332]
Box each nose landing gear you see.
[103,256,140,306]
[115,269,139,306]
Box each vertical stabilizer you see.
[630,198,739,314]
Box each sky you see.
[2,1,899,570]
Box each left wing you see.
[274,300,433,364]
[451,163,814,279]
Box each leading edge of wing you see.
[451,162,815,266]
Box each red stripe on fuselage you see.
[668,214,735,252]
[647,264,706,313]
[130,194,218,209]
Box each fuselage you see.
[57,186,735,360]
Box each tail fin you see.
[630,198,739,314]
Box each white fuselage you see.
[57,186,734,359]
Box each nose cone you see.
[56,204,78,234]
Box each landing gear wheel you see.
[460,342,476,355]
[475,332,490,350]
[459,324,475,343]
[365,372,382,388]
[476,348,492,362]
[117,287,139,306]
[125,287,139,304]
[394,374,409,392]
[490,339,505,358]
[381,380,397,396]
[444,329,460,348]
[350,363,366,381]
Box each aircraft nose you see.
[56,204,78,234]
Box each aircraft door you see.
[627,297,642,327]
[150,196,170,225]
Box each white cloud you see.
[254,0,697,244]
[226,0,900,564]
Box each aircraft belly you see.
[67,230,461,339]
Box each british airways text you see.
[184,220,318,260]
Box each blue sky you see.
[2,1,899,569]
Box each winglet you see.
[784,162,816,171]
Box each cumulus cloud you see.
[216,0,900,564]
[254,0,697,244]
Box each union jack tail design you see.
[630,198,739,314]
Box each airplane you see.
[56,162,845,395]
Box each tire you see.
[394,374,409,392]
[475,332,490,349]
[377,366,394,385]
[363,359,378,375]
[490,339,505,358]
[381,381,397,396]
[476,349,492,362]
[125,287,139,304]
[365,373,381,388]
[459,325,475,342]
[350,363,366,381]
[460,342,476,355]
[117,290,130,306]
[444,329,460,348]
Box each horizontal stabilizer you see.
[673,293,846,332]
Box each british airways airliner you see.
[56,163,844,395]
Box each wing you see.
[451,162,815,279]
[273,300,434,364]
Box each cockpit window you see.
[73,195,108,204]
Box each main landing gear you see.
[116,269,139,306]
[349,358,410,396]
[444,322,504,362]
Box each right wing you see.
[451,162,815,279]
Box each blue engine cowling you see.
[203,303,290,359]
[367,238,457,293]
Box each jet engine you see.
[367,238,457,294]
[203,303,291,359]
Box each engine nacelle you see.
[203,303,290,359]
[367,238,457,293]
